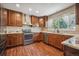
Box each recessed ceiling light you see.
[36,11,39,13]
[16,4,20,8]
[29,8,32,11]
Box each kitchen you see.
[0,3,79,56]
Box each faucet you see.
[57,29,59,33]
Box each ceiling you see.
[2,3,74,16]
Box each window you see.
[52,13,76,30]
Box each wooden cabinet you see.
[31,16,38,26]
[64,45,79,56]
[1,8,7,26]
[6,34,23,47]
[15,12,22,27]
[75,3,79,24]
[31,16,48,27]
[38,32,44,41]
[48,33,72,50]
[7,10,23,26]
[38,16,48,27]
[16,34,23,45]
[7,10,16,26]
[38,17,45,27]
[33,33,39,42]
[33,32,44,42]
[7,34,16,47]
[48,34,60,49]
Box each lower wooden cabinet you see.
[64,45,79,56]
[48,33,72,51]
[6,33,23,47]
[33,32,44,42]
[16,34,23,45]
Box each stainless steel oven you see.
[23,29,33,45]
[24,33,33,45]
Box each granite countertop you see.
[0,32,6,35]
[1,29,79,50]
[0,32,23,34]
[6,32,23,34]
[62,37,79,50]
[1,30,79,36]
[42,31,79,36]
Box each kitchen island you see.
[62,36,79,56]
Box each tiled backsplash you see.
[31,27,41,32]
[2,24,79,34]
[6,26,23,33]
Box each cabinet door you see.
[6,34,16,47]
[55,35,64,50]
[48,34,57,46]
[8,10,16,26]
[16,34,23,45]
[33,33,39,42]
[2,9,7,26]
[31,16,38,26]
[39,18,45,27]
[39,32,44,41]
[7,34,23,47]
[48,34,62,50]
[15,13,22,27]
[0,8,7,26]
[7,10,23,26]
[33,33,44,42]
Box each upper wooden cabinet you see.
[38,16,48,27]
[7,9,23,27]
[8,10,16,26]
[38,17,45,27]
[1,9,7,26]
[31,16,48,27]
[31,16,38,26]
[15,12,22,27]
